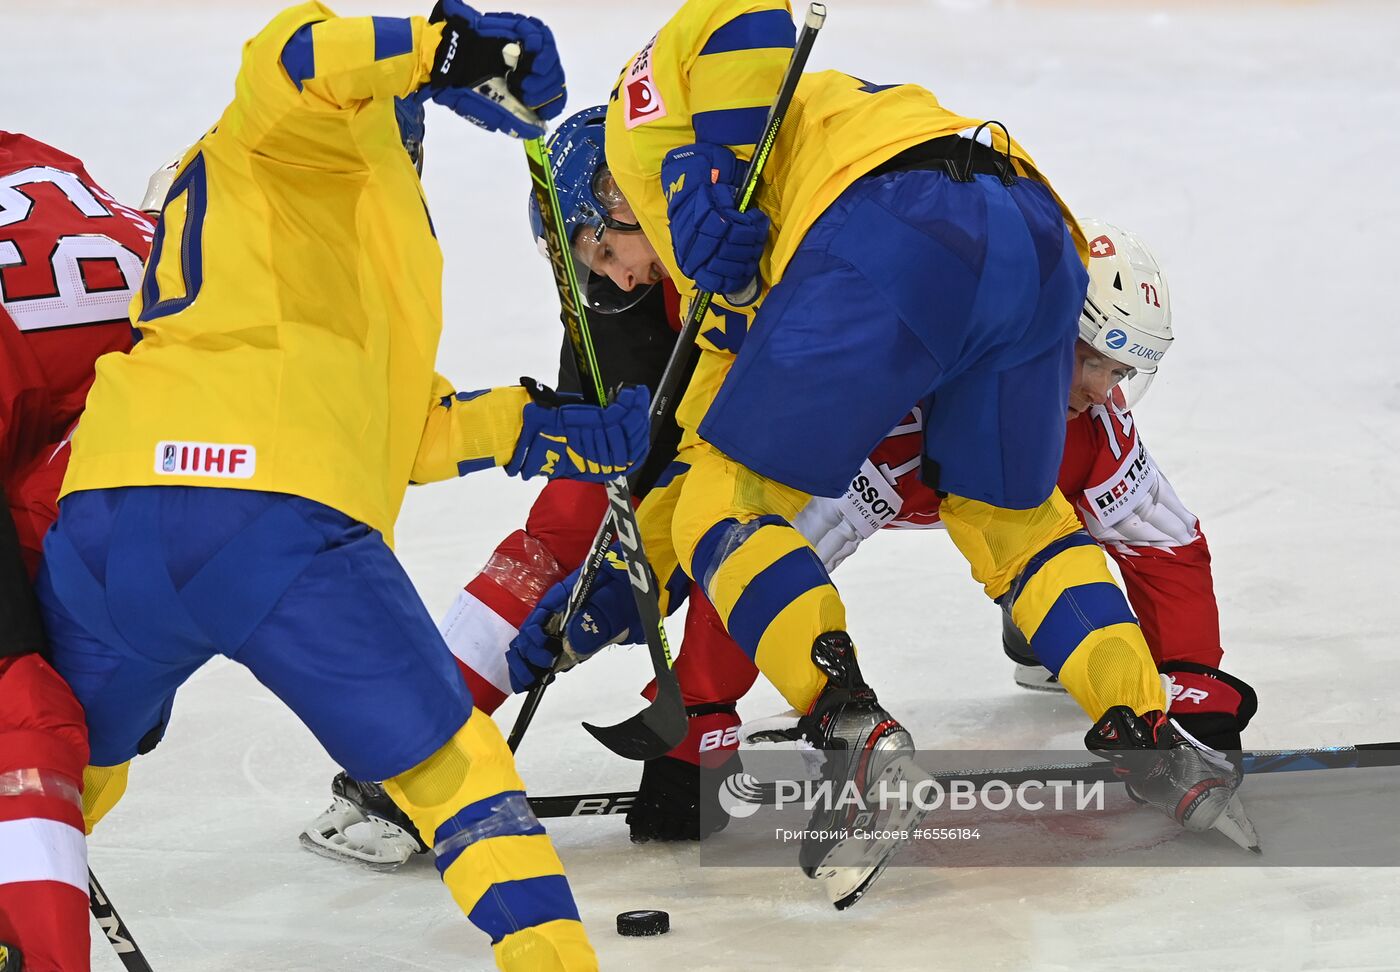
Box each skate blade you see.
[1210,793,1261,854]
[1013,664,1066,693]
[298,797,419,871]
[298,828,418,871]
[298,829,414,871]
[825,859,890,911]
[812,756,932,911]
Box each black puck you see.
[616,909,670,936]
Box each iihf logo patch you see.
[154,440,256,479]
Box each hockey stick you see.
[519,113,688,761]
[539,3,829,762]
[89,868,155,971]
[520,741,1400,818]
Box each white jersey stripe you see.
[0,816,88,892]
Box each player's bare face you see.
[573,198,667,293]
[1068,341,1134,419]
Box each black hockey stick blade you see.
[582,660,689,761]
[528,790,638,818]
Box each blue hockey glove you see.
[661,142,770,299]
[505,379,650,482]
[426,0,566,139]
[507,555,640,693]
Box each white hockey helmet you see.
[1079,219,1172,404]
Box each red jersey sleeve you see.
[1058,399,1223,667]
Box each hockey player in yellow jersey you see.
[33,3,642,968]
[591,0,1250,907]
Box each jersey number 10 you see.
[139,153,208,322]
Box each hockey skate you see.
[1001,601,1065,693]
[796,632,929,910]
[1012,663,1063,692]
[299,772,428,870]
[1087,705,1259,852]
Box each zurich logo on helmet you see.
[1104,329,1128,350]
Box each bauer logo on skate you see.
[154,441,256,478]
[1170,685,1210,705]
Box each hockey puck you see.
[616,909,669,936]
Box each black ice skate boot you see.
[1087,705,1258,851]
[999,597,1062,692]
[0,941,21,972]
[628,703,742,843]
[299,771,429,869]
[796,631,928,910]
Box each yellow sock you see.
[383,711,597,971]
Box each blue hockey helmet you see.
[527,105,654,314]
[396,90,427,174]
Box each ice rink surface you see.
[5,0,1400,968]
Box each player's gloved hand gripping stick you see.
[510,4,829,761]
[425,0,565,139]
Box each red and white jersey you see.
[0,132,151,477]
[795,394,1223,667]
[1053,394,1221,667]
[0,132,152,569]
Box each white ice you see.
[5,0,1400,968]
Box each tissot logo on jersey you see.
[1085,438,1156,525]
[624,34,667,128]
[851,474,900,525]
[155,441,256,479]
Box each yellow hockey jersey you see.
[604,0,1087,348]
[63,2,531,546]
